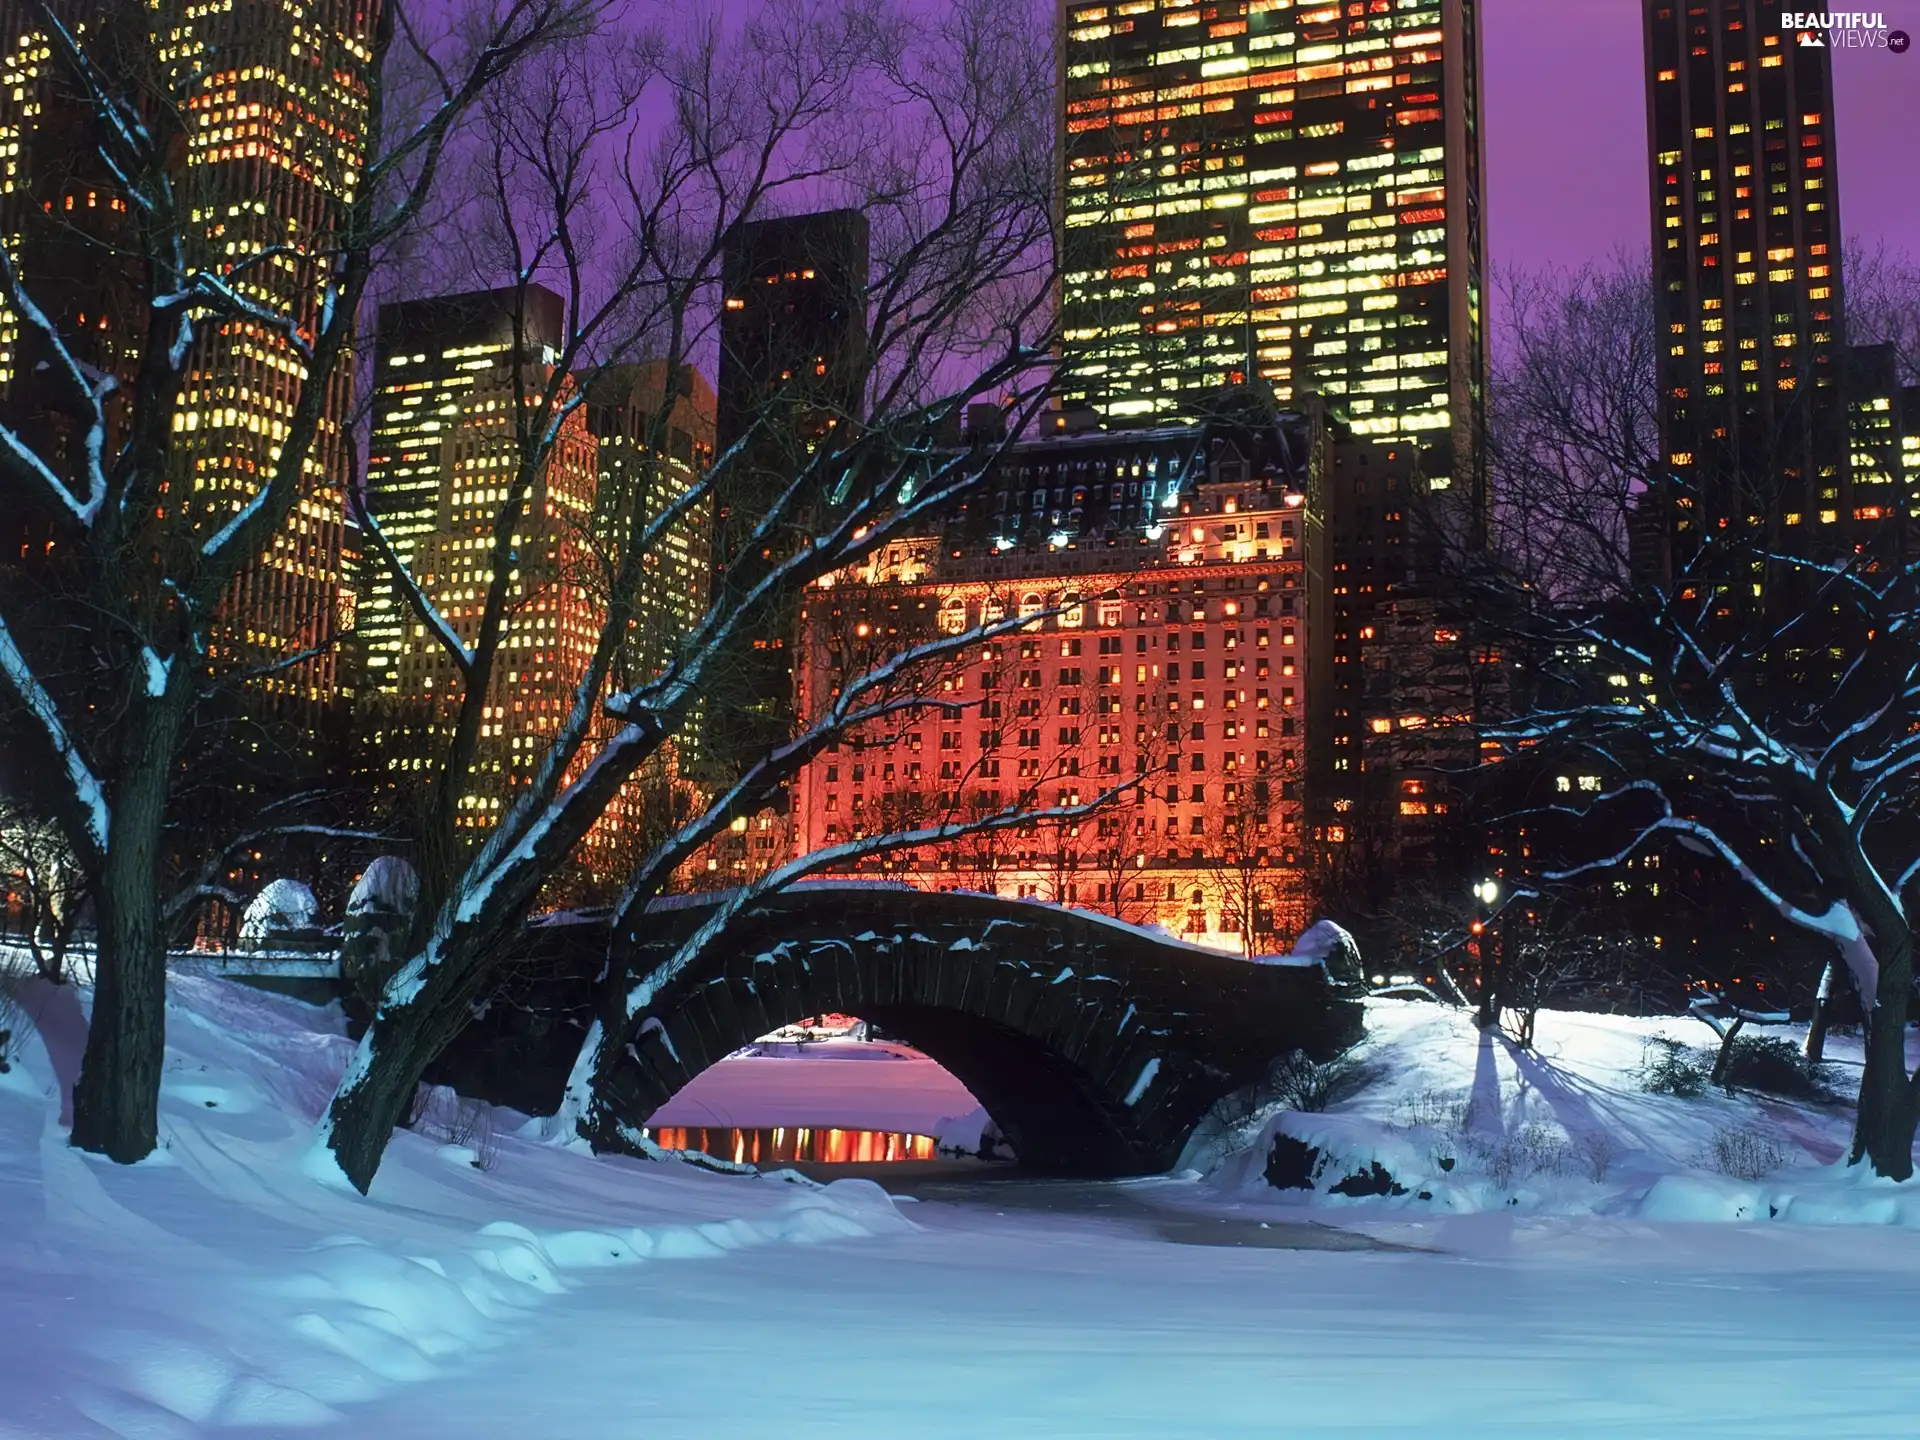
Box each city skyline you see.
[1480,0,1916,279]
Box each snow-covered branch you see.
[0,614,109,866]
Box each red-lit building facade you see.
[790,409,1320,953]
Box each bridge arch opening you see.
[639,1006,1152,1176]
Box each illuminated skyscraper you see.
[366,289,637,892]
[583,360,715,688]
[1,0,378,722]
[1058,0,1487,506]
[1643,0,1850,546]
[359,286,566,696]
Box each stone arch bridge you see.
[441,886,1364,1177]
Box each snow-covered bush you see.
[342,858,419,1000]
[1285,919,1363,985]
[347,857,419,918]
[239,879,321,947]
[1721,1035,1830,1101]
[1708,1125,1790,1182]
[1638,1036,1709,1097]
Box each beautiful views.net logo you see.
[1779,11,1911,49]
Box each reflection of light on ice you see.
[645,1125,939,1165]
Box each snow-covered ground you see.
[0,974,913,1436]
[7,978,1920,1436]
[1186,999,1920,1228]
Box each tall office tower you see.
[359,286,566,695]
[1643,1,1849,551]
[1844,343,1917,532]
[367,293,631,893]
[583,361,716,688]
[1058,0,1488,501]
[0,0,377,725]
[707,208,870,774]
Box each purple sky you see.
[1481,0,1920,276]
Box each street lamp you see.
[1474,879,1500,908]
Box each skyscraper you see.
[1,0,378,723]
[358,286,567,696]
[364,286,638,892]
[1058,0,1488,505]
[706,208,870,774]
[1643,0,1848,548]
[583,361,716,690]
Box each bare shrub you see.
[1463,1122,1574,1191]
[1398,1089,1474,1133]
[1267,1049,1368,1114]
[1708,1125,1790,1182]
[0,950,27,1073]
[1575,1131,1620,1182]
[410,1088,500,1171]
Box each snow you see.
[240,879,320,942]
[1123,1055,1160,1106]
[140,646,170,698]
[345,858,417,917]
[1186,999,1920,1230]
[11,976,1920,1435]
[1285,917,1354,961]
[0,969,915,1435]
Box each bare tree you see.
[1486,541,1920,1178]
[0,0,588,1162]
[1845,239,1920,385]
[1203,778,1283,959]
[313,0,1074,1190]
[1486,254,1659,605]
[0,796,88,980]
[1476,244,1920,1177]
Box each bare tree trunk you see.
[1706,1016,1745,1088]
[69,706,181,1161]
[1804,959,1839,1063]
[324,982,470,1191]
[1851,937,1918,1181]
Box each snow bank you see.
[1194,998,1920,1229]
[0,970,913,1435]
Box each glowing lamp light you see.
[730,816,749,834]
[1474,879,1500,906]
[1145,523,1166,541]
[993,536,1015,552]
[1283,491,1305,507]
[1469,920,1484,936]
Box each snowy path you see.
[251,1184,1920,1439]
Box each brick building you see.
[790,403,1320,953]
